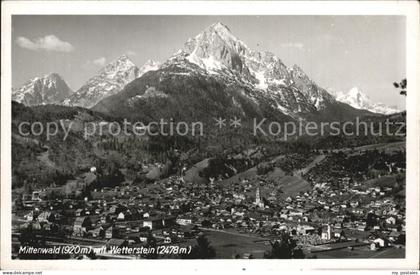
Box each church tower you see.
[255,187,264,208]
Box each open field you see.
[310,246,405,259]
[220,155,312,199]
[202,229,269,259]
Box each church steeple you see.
[255,186,264,208]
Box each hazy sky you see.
[12,15,406,109]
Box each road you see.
[294,154,326,176]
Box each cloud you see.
[280,42,304,50]
[93,57,107,66]
[126,50,137,56]
[16,35,74,52]
[81,57,108,70]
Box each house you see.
[37,211,53,222]
[373,238,389,248]
[110,205,126,214]
[143,216,175,230]
[370,242,379,251]
[73,217,91,236]
[388,231,401,242]
[297,225,315,235]
[117,212,125,220]
[41,222,52,231]
[31,191,42,201]
[321,225,332,240]
[138,232,153,243]
[350,201,359,208]
[100,213,111,224]
[357,225,367,231]
[105,227,114,239]
[75,209,85,217]
[176,215,195,226]
[143,218,162,230]
[24,211,35,221]
[89,226,105,238]
[164,236,172,244]
[332,229,345,239]
[386,216,397,225]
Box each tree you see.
[182,234,216,259]
[393,79,407,96]
[144,231,158,259]
[23,180,33,195]
[366,212,378,228]
[264,233,305,259]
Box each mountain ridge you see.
[62,55,140,108]
[13,22,382,121]
[93,22,372,122]
[335,87,400,115]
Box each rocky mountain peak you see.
[62,54,140,108]
[183,22,248,72]
[12,73,73,106]
[99,55,137,75]
[166,22,337,114]
[207,22,233,36]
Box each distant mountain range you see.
[12,56,161,109]
[334,87,400,115]
[12,22,400,118]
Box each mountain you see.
[181,22,336,115]
[335,87,400,115]
[138,60,161,76]
[93,22,370,123]
[12,73,73,106]
[63,55,141,108]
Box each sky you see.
[12,15,406,109]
